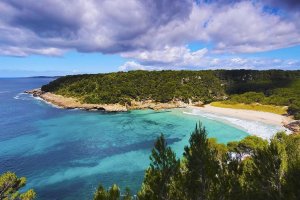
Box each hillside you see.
[41,70,300,119]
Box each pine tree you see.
[183,122,219,200]
[249,136,288,200]
[138,133,180,200]
[0,172,36,200]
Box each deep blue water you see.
[0,78,250,200]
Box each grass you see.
[210,101,288,115]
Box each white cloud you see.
[0,0,300,57]
[121,46,208,66]
[119,61,146,71]
[119,56,300,71]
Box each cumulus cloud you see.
[119,54,300,71]
[121,46,208,66]
[0,0,300,57]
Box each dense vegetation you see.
[0,172,36,200]
[94,123,300,200]
[41,70,300,119]
[41,70,225,104]
[215,70,300,119]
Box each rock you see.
[192,101,204,107]
[24,89,191,112]
[284,120,300,133]
[25,88,43,97]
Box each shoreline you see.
[25,89,189,112]
[188,105,292,126]
[25,89,299,133]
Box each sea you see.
[0,78,285,200]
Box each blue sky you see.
[0,0,299,77]
[0,52,127,77]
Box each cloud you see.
[119,54,300,71]
[205,1,300,53]
[0,0,300,57]
[121,46,208,66]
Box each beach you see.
[190,105,292,126]
[25,88,297,135]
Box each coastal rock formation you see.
[25,89,193,112]
[284,120,300,133]
[25,89,127,112]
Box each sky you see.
[0,0,299,77]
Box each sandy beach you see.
[189,104,292,126]
[25,89,298,134]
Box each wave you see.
[182,109,290,139]
[13,92,32,100]
[14,92,62,109]
[0,91,8,94]
[32,96,62,109]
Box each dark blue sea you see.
[1,77,269,199]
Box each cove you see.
[0,78,278,200]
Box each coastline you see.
[25,89,189,112]
[25,89,299,133]
[188,105,292,126]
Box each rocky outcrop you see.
[25,88,43,97]
[25,89,201,112]
[25,89,127,112]
[284,120,300,133]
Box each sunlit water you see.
[0,78,284,200]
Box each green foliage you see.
[245,136,287,199]
[42,70,300,118]
[227,136,268,160]
[138,134,180,200]
[217,70,300,119]
[0,172,36,200]
[183,123,219,200]
[93,184,122,200]
[41,70,226,104]
[122,188,132,200]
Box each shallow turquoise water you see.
[0,78,250,199]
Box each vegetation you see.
[41,70,300,119]
[0,172,36,200]
[215,70,300,119]
[210,101,287,115]
[41,70,225,104]
[94,123,300,200]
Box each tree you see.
[248,136,288,200]
[94,184,109,200]
[278,133,300,200]
[183,123,219,200]
[227,136,268,161]
[138,134,180,200]
[0,172,36,200]
[122,187,132,200]
[94,184,121,200]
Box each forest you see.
[41,70,300,119]
[1,123,299,200]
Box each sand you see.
[189,104,292,126]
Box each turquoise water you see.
[0,78,250,199]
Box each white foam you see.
[14,92,62,109]
[13,92,31,100]
[32,96,62,109]
[183,108,290,139]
